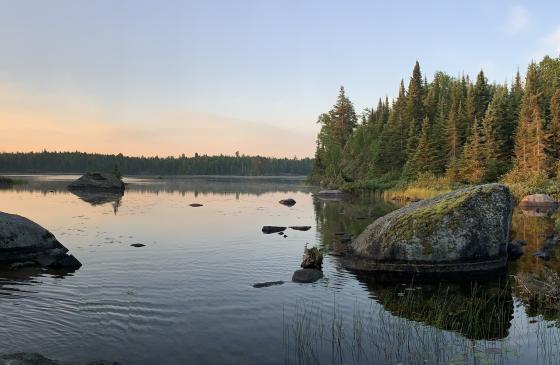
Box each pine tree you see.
[473,70,491,121]
[459,118,485,183]
[403,117,438,178]
[329,86,358,147]
[404,61,425,156]
[512,94,550,177]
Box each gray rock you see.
[130,243,146,247]
[0,212,82,269]
[343,184,514,273]
[68,172,124,191]
[279,198,296,206]
[292,269,323,283]
[262,226,287,234]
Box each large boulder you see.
[68,172,124,191]
[0,212,81,269]
[342,184,514,273]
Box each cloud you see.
[505,5,530,35]
[531,25,560,60]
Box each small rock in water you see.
[252,281,285,288]
[279,199,296,207]
[334,232,347,236]
[130,243,146,248]
[262,226,287,234]
[277,232,284,235]
[189,203,203,207]
[283,235,287,238]
[292,269,323,283]
[289,226,312,231]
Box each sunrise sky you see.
[1,0,560,158]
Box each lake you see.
[0,175,559,364]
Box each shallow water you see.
[0,175,559,364]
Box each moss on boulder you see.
[343,184,514,273]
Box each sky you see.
[1,0,560,158]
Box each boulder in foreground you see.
[68,172,124,191]
[0,212,82,269]
[342,184,514,273]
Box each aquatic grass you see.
[282,280,530,365]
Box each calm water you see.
[0,175,560,364]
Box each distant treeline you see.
[0,151,313,176]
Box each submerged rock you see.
[0,352,120,365]
[279,198,296,207]
[343,184,514,273]
[252,281,285,288]
[292,269,323,283]
[0,212,82,269]
[189,203,203,207]
[262,226,287,234]
[68,172,124,191]
[130,243,146,248]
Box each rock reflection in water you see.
[68,189,123,214]
[355,272,514,340]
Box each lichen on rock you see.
[343,184,514,273]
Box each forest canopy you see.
[311,55,560,196]
[0,151,312,176]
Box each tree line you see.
[311,55,560,190]
[0,151,312,176]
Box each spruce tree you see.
[459,118,485,183]
[473,70,491,121]
[404,61,425,156]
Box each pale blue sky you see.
[1,0,559,157]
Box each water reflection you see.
[1,176,560,364]
[313,192,560,342]
[0,265,77,298]
[356,272,513,340]
[68,189,123,214]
